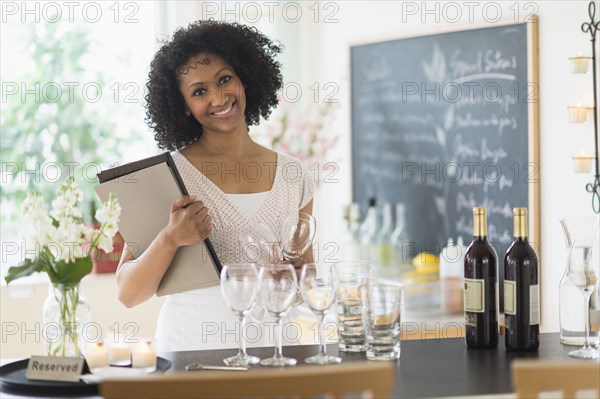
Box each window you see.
[1,1,157,276]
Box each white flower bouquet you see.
[5,176,121,286]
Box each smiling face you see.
[177,53,247,136]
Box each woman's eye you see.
[219,75,231,85]
[192,88,207,96]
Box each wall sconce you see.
[570,1,600,213]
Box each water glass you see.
[362,284,403,361]
[333,261,371,352]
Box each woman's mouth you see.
[211,101,235,118]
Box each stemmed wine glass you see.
[259,263,298,366]
[281,212,317,305]
[280,212,317,261]
[299,262,342,364]
[239,223,283,265]
[239,213,316,264]
[220,263,263,366]
[568,239,599,359]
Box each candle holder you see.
[569,54,591,73]
[571,1,600,213]
[568,105,591,123]
[106,333,132,366]
[572,153,595,173]
[131,338,157,373]
[83,341,109,372]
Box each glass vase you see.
[559,217,600,346]
[43,283,91,357]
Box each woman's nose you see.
[209,86,228,107]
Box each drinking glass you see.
[333,261,372,352]
[299,262,342,364]
[362,284,403,361]
[220,263,262,366]
[568,237,600,359]
[280,212,317,261]
[259,263,298,366]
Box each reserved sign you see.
[26,356,84,382]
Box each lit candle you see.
[84,342,109,372]
[573,151,594,173]
[106,334,132,366]
[568,104,588,123]
[569,53,590,74]
[131,339,157,372]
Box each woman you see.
[115,20,314,351]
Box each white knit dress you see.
[155,151,314,352]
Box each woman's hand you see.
[163,196,212,249]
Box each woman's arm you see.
[115,196,212,307]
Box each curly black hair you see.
[145,20,283,151]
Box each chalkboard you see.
[351,20,539,265]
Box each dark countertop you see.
[160,333,576,399]
[1,333,584,398]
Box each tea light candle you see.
[106,334,132,366]
[568,104,588,123]
[84,342,109,371]
[131,339,157,372]
[573,151,594,173]
[569,53,590,73]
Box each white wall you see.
[146,1,600,333]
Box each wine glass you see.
[259,263,298,366]
[220,263,263,366]
[280,212,317,261]
[239,213,317,265]
[568,239,599,359]
[239,223,283,265]
[299,262,342,364]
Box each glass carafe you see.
[559,217,600,346]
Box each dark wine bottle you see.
[464,207,499,349]
[504,207,540,351]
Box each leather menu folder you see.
[95,152,222,296]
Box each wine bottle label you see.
[530,284,540,325]
[504,280,516,315]
[464,312,477,327]
[464,278,484,313]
